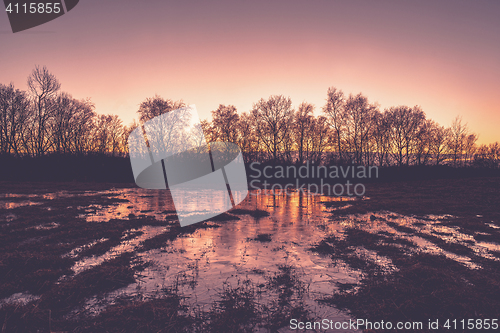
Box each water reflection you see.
[71,226,168,275]
[0,200,41,209]
[3,186,498,331]
[78,189,175,222]
[73,190,361,328]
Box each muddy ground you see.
[0,178,499,332]
[317,177,500,332]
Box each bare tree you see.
[137,95,192,158]
[463,133,478,166]
[71,99,96,155]
[0,83,31,156]
[251,95,294,162]
[106,115,124,156]
[484,142,500,168]
[427,121,450,166]
[343,93,378,164]
[52,92,79,154]
[414,119,434,166]
[211,104,240,143]
[323,87,346,162]
[91,115,110,154]
[189,123,209,154]
[27,66,61,156]
[200,119,215,143]
[236,112,259,163]
[448,116,469,167]
[293,102,314,164]
[308,115,331,164]
[120,120,140,156]
[474,143,499,168]
[50,96,96,155]
[86,114,125,155]
[385,105,426,166]
[372,110,391,166]
[137,95,185,122]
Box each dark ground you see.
[0,177,499,332]
[315,177,500,332]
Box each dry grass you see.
[314,177,500,332]
[1,178,499,332]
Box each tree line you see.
[1,66,499,168]
[0,66,130,157]
[202,88,499,168]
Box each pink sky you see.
[1,0,499,143]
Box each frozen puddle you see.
[0,200,42,209]
[77,188,175,222]
[0,292,40,307]
[325,211,500,269]
[0,189,133,211]
[49,188,497,331]
[72,192,360,328]
[71,225,169,275]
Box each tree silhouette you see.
[251,95,294,162]
[211,104,240,143]
[0,83,31,157]
[293,102,314,164]
[2,66,500,170]
[27,65,61,156]
[137,95,185,122]
[323,87,347,162]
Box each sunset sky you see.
[1,0,499,143]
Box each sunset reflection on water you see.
[74,189,361,328]
[3,186,495,331]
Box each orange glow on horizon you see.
[1,0,499,144]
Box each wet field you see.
[1,179,500,332]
